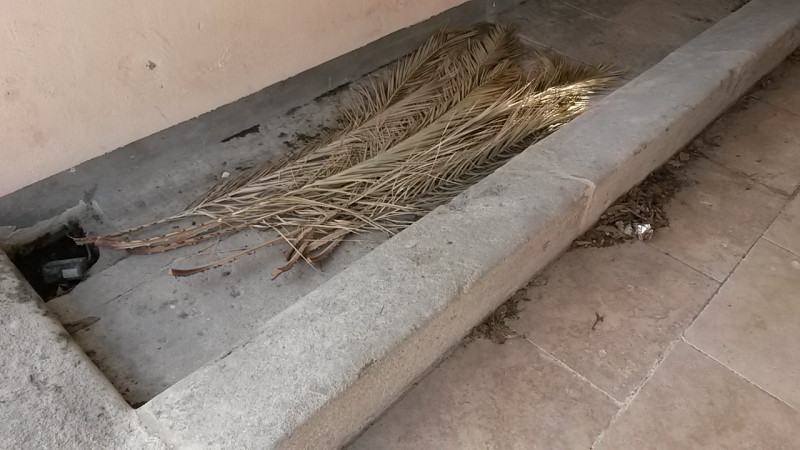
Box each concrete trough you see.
[139,0,800,447]
[2,0,800,447]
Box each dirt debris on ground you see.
[574,91,765,250]
[571,141,710,249]
[466,288,530,344]
[282,130,330,150]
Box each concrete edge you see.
[0,252,165,449]
[0,202,93,253]
[138,0,800,448]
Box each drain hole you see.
[9,222,99,301]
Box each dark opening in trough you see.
[8,222,99,301]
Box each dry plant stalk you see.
[76,25,619,278]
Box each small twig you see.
[592,312,604,331]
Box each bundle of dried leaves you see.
[77,25,619,277]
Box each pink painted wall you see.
[0,0,466,197]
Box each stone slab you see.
[139,2,800,447]
[497,0,676,77]
[765,193,800,255]
[515,242,719,402]
[648,157,786,282]
[686,238,800,410]
[0,252,163,449]
[500,0,746,78]
[596,342,800,449]
[561,0,747,27]
[348,339,618,449]
[700,98,800,196]
[749,49,800,115]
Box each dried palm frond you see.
[77,24,619,277]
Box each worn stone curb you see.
[0,252,164,449]
[136,0,800,448]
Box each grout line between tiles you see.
[97,256,181,307]
[681,337,800,414]
[516,35,591,66]
[589,166,792,446]
[762,235,800,258]
[561,0,721,39]
[516,331,623,407]
[646,147,795,288]
[747,94,800,118]
[679,217,769,335]
[696,153,792,198]
[554,0,626,27]
[91,230,254,308]
[646,243,722,284]
[588,71,800,447]
[516,34,637,81]
[761,185,800,257]
[589,338,681,449]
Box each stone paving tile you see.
[495,0,678,76]
[498,0,738,78]
[348,339,618,450]
[765,193,800,255]
[700,99,800,196]
[648,157,786,282]
[557,0,742,40]
[559,0,744,20]
[514,242,719,402]
[685,238,800,410]
[596,342,800,449]
[749,51,800,116]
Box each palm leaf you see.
[77,25,620,278]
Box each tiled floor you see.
[348,49,800,449]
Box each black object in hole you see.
[9,222,99,302]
